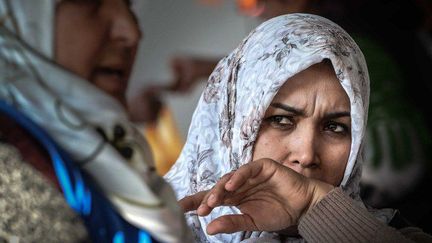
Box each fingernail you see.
[198,204,205,211]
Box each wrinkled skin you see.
[180,159,334,235]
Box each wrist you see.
[303,180,334,218]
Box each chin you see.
[93,85,128,107]
[112,93,127,107]
[97,86,127,107]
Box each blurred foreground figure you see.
[0,0,191,242]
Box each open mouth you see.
[93,67,126,79]
[90,66,129,99]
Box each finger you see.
[196,174,232,216]
[195,172,238,216]
[244,159,280,185]
[169,76,183,91]
[170,56,183,71]
[206,172,235,208]
[196,202,213,216]
[226,159,281,193]
[224,160,264,192]
[196,190,215,216]
[178,190,208,213]
[206,214,258,235]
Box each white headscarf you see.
[0,0,191,242]
[165,14,393,242]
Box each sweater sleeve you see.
[298,187,420,243]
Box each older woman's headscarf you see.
[0,0,190,242]
[165,13,394,242]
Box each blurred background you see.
[128,0,257,138]
[127,0,432,234]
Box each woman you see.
[0,0,190,242]
[166,0,432,217]
[165,14,432,242]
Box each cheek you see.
[55,5,106,79]
[252,129,284,161]
[56,35,102,79]
[320,142,350,186]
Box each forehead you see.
[272,62,349,107]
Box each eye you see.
[265,115,294,130]
[324,121,349,134]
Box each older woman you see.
[165,14,432,242]
[0,0,190,242]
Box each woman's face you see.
[252,61,351,186]
[55,0,141,106]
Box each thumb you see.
[178,190,208,213]
[207,214,258,235]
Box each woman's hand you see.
[169,56,217,92]
[179,158,334,235]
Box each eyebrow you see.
[270,102,350,120]
[324,111,351,120]
[271,103,305,116]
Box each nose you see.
[110,5,142,48]
[282,129,318,172]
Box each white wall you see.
[128,0,259,138]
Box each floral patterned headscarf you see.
[165,14,393,242]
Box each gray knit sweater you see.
[0,143,89,242]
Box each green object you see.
[354,35,432,169]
